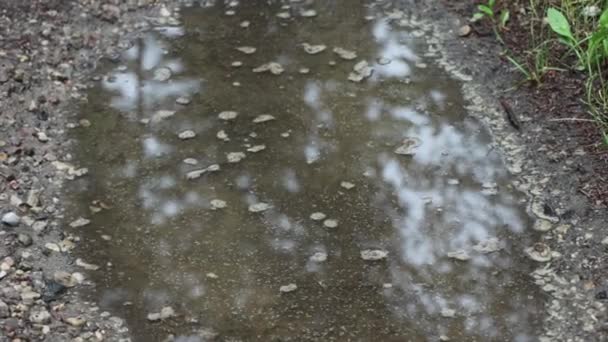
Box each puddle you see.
[67,1,543,341]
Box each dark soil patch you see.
[442,0,608,206]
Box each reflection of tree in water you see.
[71,1,541,341]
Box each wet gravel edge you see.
[409,1,608,341]
[0,1,179,340]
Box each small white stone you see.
[2,212,20,226]
[69,217,90,228]
[279,283,298,293]
[249,202,271,213]
[178,130,196,140]
[210,199,227,210]
[247,145,266,153]
[300,9,317,17]
[231,61,243,67]
[253,114,276,123]
[183,158,198,165]
[360,249,388,261]
[533,220,553,232]
[323,219,338,228]
[206,272,219,279]
[394,137,421,156]
[447,250,470,261]
[333,47,357,60]
[310,252,327,263]
[441,308,456,318]
[310,212,326,221]
[340,181,355,189]
[302,43,326,55]
[218,111,238,120]
[252,62,284,75]
[227,152,246,163]
[216,130,230,141]
[37,132,50,142]
[240,20,250,28]
[236,46,256,54]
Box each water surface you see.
[67,1,543,341]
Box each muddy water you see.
[67,1,543,341]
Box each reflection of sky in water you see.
[103,34,199,112]
[77,5,538,341]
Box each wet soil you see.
[65,1,544,341]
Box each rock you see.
[525,243,552,262]
[18,233,32,246]
[178,130,196,140]
[2,212,20,226]
[187,164,220,180]
[458,25,472,37]
[45,242,61,252]
[218,111,238,121]
[279,283,298,293]
[447,250,471,261]
[340,181,355,189]
[253,62,284,75]
[301,9,317,17]
[323,219,338,228]
[37,131,50,142]
[0,300,9,318]
[53,271,82,287]
[394,137,421,156]
[302,43,326,54]
[176,96,191,105]
[147,306,175,322]
[151,110,176,123]
[310,212,326,221]
[206,272,219,279]
[602,236,608,245]
[276,12,291,19]
[153,67,172,81]
[253,114,276,123]
[333,47,357,60]
[472,238,501,254]
[299,67,310,74]
[247,145,266,153]
[236,46,256,54]
[29,309,51,324]
[76,258,100,271]
[310,252,327,263]
[348,60,373,82]
[533,219,553,232]
[21,290,41,302]
[65,316,86,327]
[249,202,271,213]
[227,152,246,163]
[69,217,90,228]
[240,20,250,28]
[210,199,227,210]
[360,249,388,261]
[441,308,456,318]
[183,158,198,165]
[231,61,243,67]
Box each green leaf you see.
[500,10,510,27]
[600,8,608,28]
[546,8,574,41]
[488,0,496,8]
[471,12,485,22]
[478,5,494,17]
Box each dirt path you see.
[0,1,606,341]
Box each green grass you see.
[480,0,608,144]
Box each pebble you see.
[65,316,87,327]
[216,130,230,141]
[253,62,284,75]
[240,20,250,28]
[394,137,421,156]
[18,233,32,246]
[147,306,176,322]
[310,212,326,221]
[218,111,238,120]
[301,9,317,17]
[253,114,276,123]
[279,283,298,293]
[2,212,20,226]
[249,202,271,213]
[206,272,219,279]
[37,131,50,142]
[227,152,246,163]
[231,61,243,67]
[178,130,196,140]
[176,96,191,105]
[333,47,357,60]
[69,217,91,228]
[441,308,456,318]
[447,250,471,261]
[276,12,291,19]
[299,67,310,74]
[323,219,338,228]
[340,181,355,189]
[458,24,472,37]
[153,67,172,81]
[76,258,100,270]
[302,43,326,54]
[310,252,327,263]
[236,46,256,54]
[183,158,198,165]
[29,309,52,324]
[187,164,221,180]
[472,238,501,254]
[210,199,227,210]
[533,219,553,232]
[360,249,388,261]
[348,60,373,82]
[151,110,176,123]
[247,145,266,153]
[525,242,552,262]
